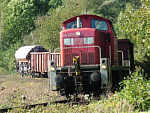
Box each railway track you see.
[0,98,89,113]
[0,100,66,113]
[0,100,69,113]
[0,102,49,113]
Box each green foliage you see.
[115,0,150,75]
[118,67,150,111]
[34,0,62,15]
[0,0,62,72]
[115,0,150,61]
[0,0,62,50]
[0,42,21,73]
[25,0,82,50]
[1,0,36,49]
[48,0,62,9]
[0,0,9,45]
[81,0,141,22]
[98,98,135,113]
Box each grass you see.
[0,67,9,75]
[5,92,137,113]
[7,100,136,113]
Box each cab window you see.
[91,19,108,31]
[64,38,74,45]
[66,21,82,29]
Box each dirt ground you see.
[0,74,60,108]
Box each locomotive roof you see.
[62,14,111,25]
[15,45,47,60]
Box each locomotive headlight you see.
[50,61,55,72]
[101,64,107,69]
[76,31,80,36]
[51,66,55,71]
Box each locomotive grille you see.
[81,52,87,64]
[64,52,95,66]
[64,54,71,66]
[88,52,95,64]
[81,52,95,64]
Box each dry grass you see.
[0,74,58,108]
[7,99,136,113]
[0,74,143,113]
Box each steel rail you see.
[0,100,69,113]
[0,98,89,113]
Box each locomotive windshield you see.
[66,20,82,29]
[91,19,108,31]
[64,37,94,45]
[64,38,74,45]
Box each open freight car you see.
[15,45,47,76]
[30,52,61,77]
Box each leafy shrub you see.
[118,67,150,111]
[0,42,21,73]
[97,98,135,113]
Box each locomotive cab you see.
[60,15,115,67]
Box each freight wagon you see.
[15,45,48,77]
[30,52,61,77]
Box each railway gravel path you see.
[0,74,59,109]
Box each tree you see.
[0,0,10,49]
[24,0,82,51]
[1,0,36,50]
[115,0,150,74]
[81,0,141,22]
[34,0,63,15]
[116,0,150,60]
[0,0,63,50]
[0,0,63,72]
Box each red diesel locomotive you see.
[49,14,134,98]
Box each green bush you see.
[97,98,135,113]
[0,42,21,73]
[118,67,150,111]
